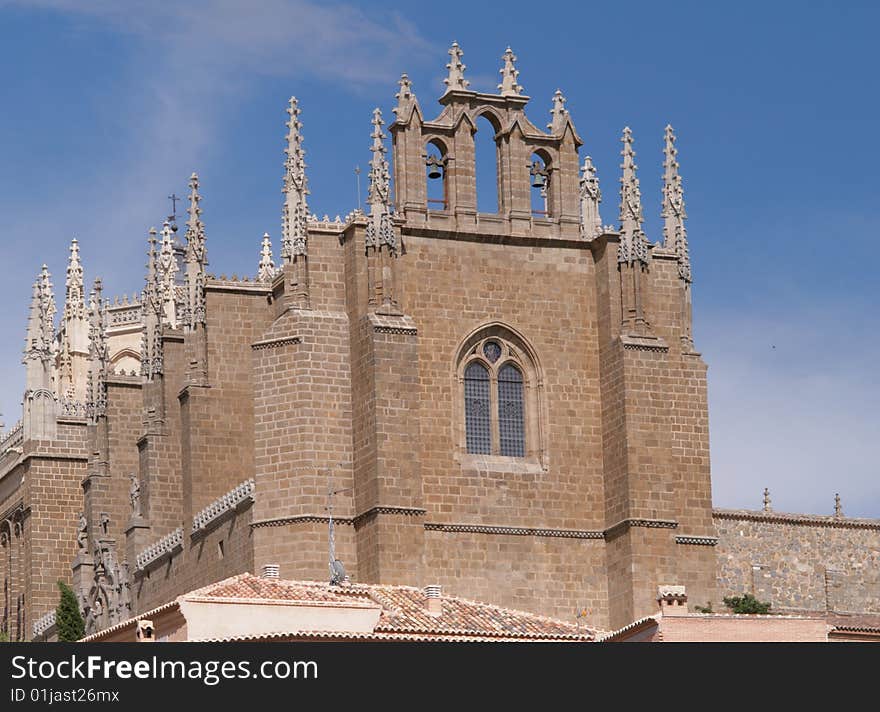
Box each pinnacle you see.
[548,89,567,131]
[444,41,470,93]
[394,73,416,117]
[370,107,386,146]
[498,46,522,97]
[367,108,391,212]
[257,232,276,281]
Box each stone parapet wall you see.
[714,509,880,614]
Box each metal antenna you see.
[325,465,351,585]
[354,166,362,211]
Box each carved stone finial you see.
[834,493,842,518]
[548,89,568,134]
[498,47,523,96]
[579,155,602,240]
[393,73,417,119]
[443,41,470,93]
[281,97,309,262]
[762,487,772,512]
[662,125,690,282]
[618,127,648,265]
[257,232,276,281]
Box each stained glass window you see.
[498,363,525,457]
[483,341,502,363]
[464,362,491,454]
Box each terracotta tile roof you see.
[596,616,659,642]
[193,630,583,643]
[79,599,180,643]
[188,573,594,641]
[184,573,373,605]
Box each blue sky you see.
[0,1,877,517]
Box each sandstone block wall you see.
[132,504,254,614]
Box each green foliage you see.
[55,580,85,642]
[723,593,771,614]
[0,629,10,642]
[694,601,714,614]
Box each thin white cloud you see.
[0,0,433,424]
[700,302,879,518]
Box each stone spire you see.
[23,268,59,440]
[183,173,207,329]
[39,264,57,357]
[762,487,772,512]
[157,220,179,328]
[64,239,85,322]
[23,278,47,391]
[498,47,523,96]
[184,172,207,268]
[365,108,396,255]
[834,493,843,518]
[618,127,648,265]
[548,89,568,134]
[141,228,163,380]
[59,239,91,404]
[443,41,470,93]
[280,97,309,261]
[257,232,276,281]
[364,108,400,312]
[86,277,108,423]
[23,278,44,362]
[579,155,602,239]
[368,108,391,209]
[662,125,690,282]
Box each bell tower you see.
[390,43,582,239]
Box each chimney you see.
[424,584,442,617]
[136,619,155,642]
[261,563,280,579]
[657,585,688,615]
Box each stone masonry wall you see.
[132,503,254,615]
[714,510,880,614]
[182,287,272,518]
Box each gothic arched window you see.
[464,362,491,454]
[497,363,525,456]
[456,326,544,463]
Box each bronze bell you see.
[427,158,443,180]
[531,171,546,189]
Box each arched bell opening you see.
[425,139,448,211]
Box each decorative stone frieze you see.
[32,610,56,638]
[191,479,255,536]
[135,527,183,572]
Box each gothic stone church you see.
[3,44,877,640]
